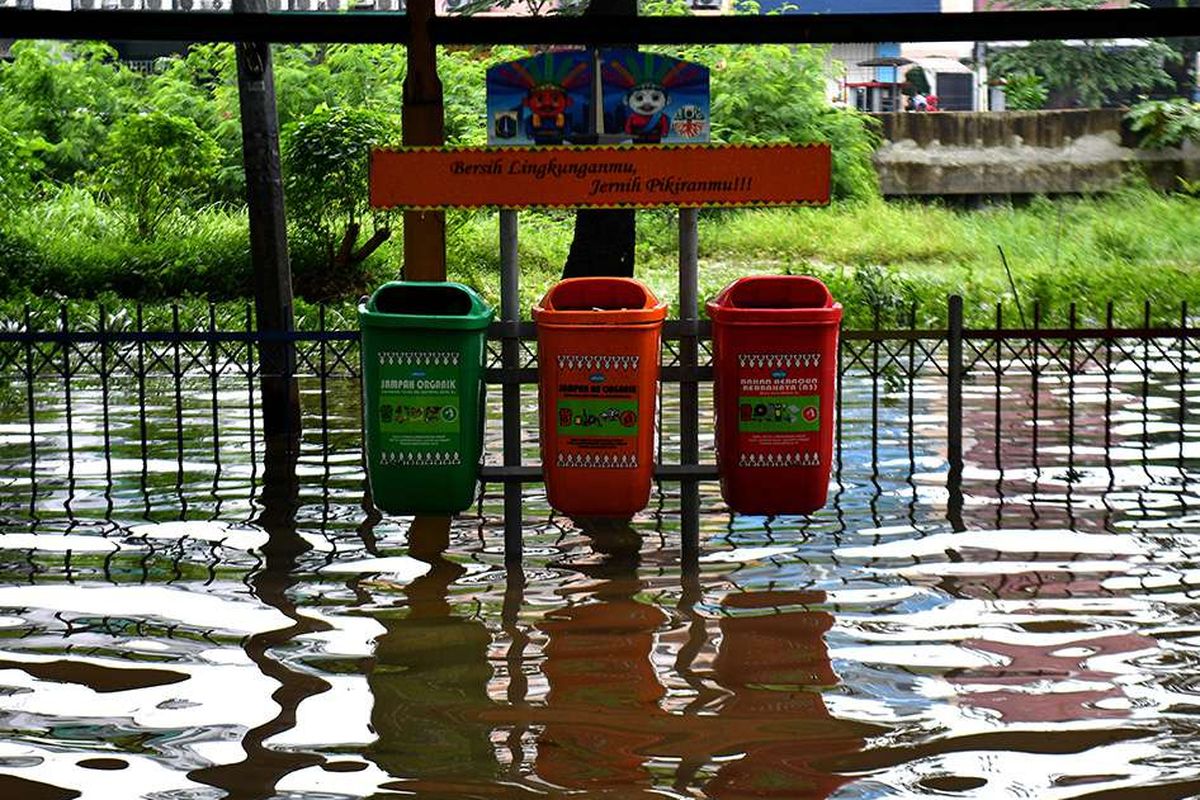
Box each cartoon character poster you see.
[486,51,593,146]
[601,50,710,144]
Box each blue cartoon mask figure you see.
[624,83,671,143]
[603,51,709,145]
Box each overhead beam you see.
[2,7,1199,45]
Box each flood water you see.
[1,338,1199,799]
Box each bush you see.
[1126,98,1200,150]
[0,228,39,298]
[282,105,402,279]
[1001,72,1049,111]
[0,124,45,211]
[95,111,223,240]
[0,41,140,182]
[671,44,881,201]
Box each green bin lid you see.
[359,281,494,331]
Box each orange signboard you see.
[369,144,830,210]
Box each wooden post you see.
[401,0,453,544]
[403,0,446,281]
[233,0,300,447]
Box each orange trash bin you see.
[534,278,667,517]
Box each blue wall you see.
[876,41,901,83]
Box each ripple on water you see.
[0,372,1197,798]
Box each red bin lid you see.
[534,277,667,326]
[706,275,842,325]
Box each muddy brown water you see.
[0,363,1198,799]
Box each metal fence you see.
[0,294,1195,562]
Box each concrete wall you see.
[871,109,1200,196]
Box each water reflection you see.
[951,632,1158,724]
[365,516,497,796]
[190,440,332,799]
[535,519,668,792]
[703,592,865,799]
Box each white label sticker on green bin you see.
[377,351,462,465]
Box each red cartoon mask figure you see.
[527,85,570,118]
[488,52,592,145]
[525,84,573,144]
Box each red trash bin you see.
[534,278,667,517]
[706,276,842,515]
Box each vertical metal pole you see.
[500,210,523,564]
[233,0,300,448]
[1067,302,1077,527]
[947,294,965,532]
[402,0,446,281]
[679,208,700,564]
[23,304,37,520]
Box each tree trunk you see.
[561,0,637,280]
[563,210,636,278]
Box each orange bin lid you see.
[534,277,667,326]
[706,275,842,325]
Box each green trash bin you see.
[359,281,494,514]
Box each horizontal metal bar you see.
[1,324,1190,347]
[0,330,359,344]
[962,327,1200,340]
[0,9,414,43]
[480,463,718,483]
[2,7,1197,44]
[487,320,717,339]
[488,320,535,339]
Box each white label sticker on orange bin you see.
[554,354,640,469]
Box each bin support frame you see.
[500,210,523,564]
[495,209,703,561]
[678,208,701,566]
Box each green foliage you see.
[440,48,493,147]
[145,44,244,200]
[1126,97,1200,150]
[0,123,46,211]
[95,111,223,240]
[1001,71,1049,111]
[1001,40,1175,108]
[903,66,930,97]
[988,30,1176,108]
[638,0,692,14]
[283,106,399,233]
[281,105,401,290]
[667,44,880,201]
[0,228,38,298]
[0,41,140,181]
[3,37,1197,322]
[3,185,1199,328]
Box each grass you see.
[3,183,1199,329]
[439,185,1200,328]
